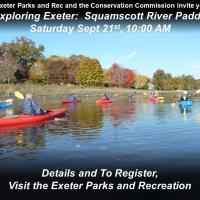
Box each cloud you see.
[115,52,138,62]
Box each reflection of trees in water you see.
[70,102,103,129]
[47,102,103,138]
[98,99,137,127]
[0,123,46,159]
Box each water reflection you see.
[179,106,192,114]
[0,123,46,160]
[0,107,13,117]
[0,95,200,171]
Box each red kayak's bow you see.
[61,99,81,104]
[0,108,67,127]
[96,98,113,104]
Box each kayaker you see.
[22,93,45,115]
[69,94,76,101]
[180,91,189,101]
[153,90,159,98]
[69,94,80,102]
[103,93,110,100]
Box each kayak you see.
[96,98,113,104]
[148,97,165,103]
[61,99,81,104]
[0,99,13,108]
[179,100,192,108]
[148,97,157,103]
[0,108,67,127]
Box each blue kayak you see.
[179,100,192,108]
[0,99,13,108]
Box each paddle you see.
[6,99,13,103]
[15,91,24,99]
[194,89,200,94]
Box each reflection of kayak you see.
[0,108,67,127]
[96,98,113,104]
[61,99,81,104]
[0,99,13,108]
[179,100,192,107]
[0,121,46,134]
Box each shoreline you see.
[0,83,190,98]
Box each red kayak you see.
[61,99,81,104]
[96,98,113,104]
[0,108,67,127]
[148,97,157,103]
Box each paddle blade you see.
[5,99,13,103]
[143,92,147,95]
[158,96,164,100]
[15,91,24,99]
[196,89,200,94]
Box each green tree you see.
[153,69,170,90]
[9,37,44,81]
[10,37,44,68]
[76,58,103,86]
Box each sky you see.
[0,28,200,78]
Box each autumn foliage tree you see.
[76,58,103,86]
[135,74,149,89]
[104,63,136,88]
[63,55,86,84]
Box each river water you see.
[0,95,200,173]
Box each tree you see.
[10,37,44,68]
[109,63,122,87]
[64,55,86,84]
[10,37,44,81]
[121,68,136,88]
[103,69,113,86]
[135,74,149,89]
[0,43,20,82]
[106,63,136,88]
[0,37,44,82]
[29,59,48,83]
[76,58,103,86]
[153,69,170,90]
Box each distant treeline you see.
[0,36,199,90]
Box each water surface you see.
[0,95,200,173]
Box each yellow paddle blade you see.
[15,91,24,100]
[196,89,200,94]
[143,92,147,95]
[158,96,164,100]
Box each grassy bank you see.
[0,83,183,97]
[0,83,138,97]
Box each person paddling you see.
[180,91,189,101]
[103,93,110,100]
[22,93,46,115]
